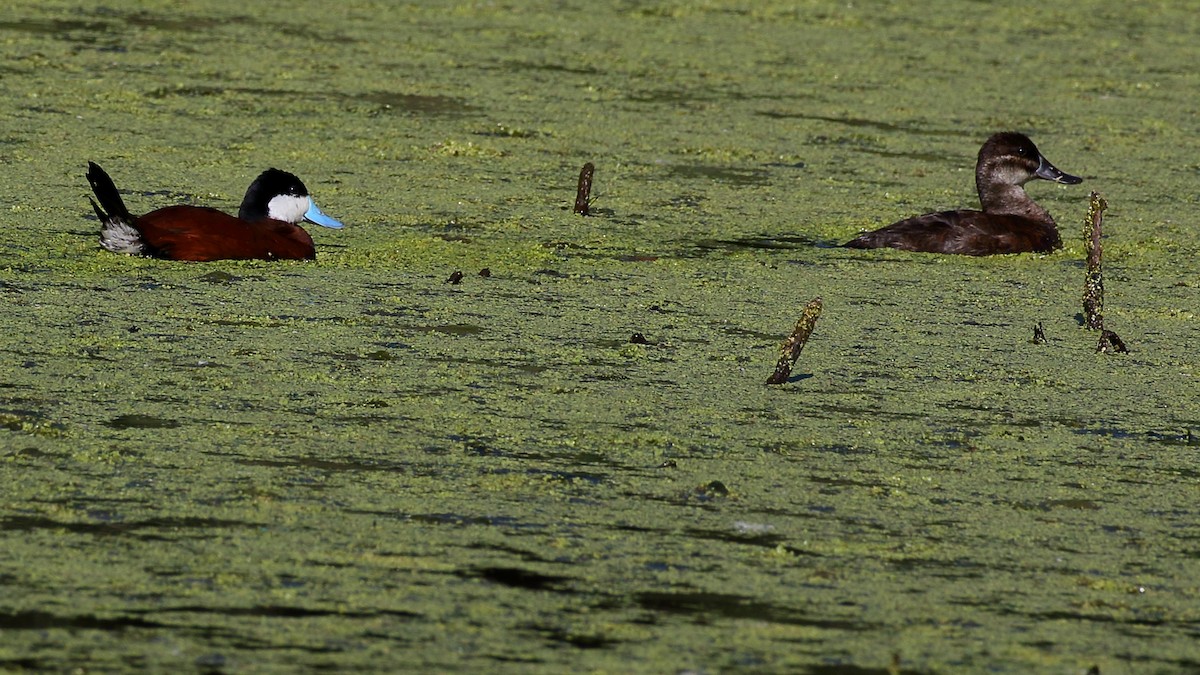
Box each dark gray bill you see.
[1035,156,1083,184]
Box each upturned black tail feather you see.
[86,162,132,222]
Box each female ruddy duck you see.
[87,162,344,261]
[844,132,1082,256]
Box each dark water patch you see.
[1010,498,1103,512]
[124,14,242,32]
[809,474,888,490]
[499,59,601,76]
[516,448,626,468]
[1019,609,1175,628]
[6,447,52,459]
[139,85,473,116]
[105,413,181,429]
[389,512,529,528]
[210,317,283,327]
[800,665,931,675]
[406,323,485,335]
[78,346,115,362]
[683,526,788,549]
[759,111,977,139]
[460,566,573,592]
[626,88,719,105]
[803,403,934,422]
[0,18,109,38]
[0,515,256,537]
[527,622,618,649]
[145,84,241,99]
[633,591,867,630]
[687,234,819,255]
[851,146,961,163]
[127,188,196,202]
[231,456,408,472]
[889,557,987,580]
[667,164,771,187]
[326,412,415,426]
[314,349,397,362]
[438,356,549,376]
[356,91,474,115]
[196,270,242,284]
[144,604,417,620]
[1077,426,1200,448]
[487,466,608,486]
[0,610,167,631]
[464,540,560,565]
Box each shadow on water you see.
[758,111,979,140]
[633,591,868,631]
[228,455,412,473]
[457,560,875,637]
[0,19,110,36]
[0,515,256,539]
[105,414,181,430]
[684,234,825,256]
[142,85,474,115]
[667,164,771,187]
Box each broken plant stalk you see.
[573,162,594,216]
[766,297,823,385]
[1082,191,1107,331]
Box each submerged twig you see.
[573,162,594,216]
[1082,191,1107,330]
[1097,329,1128,354]
[766,297,823,385]
[1032,322,1047,345]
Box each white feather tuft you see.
[99,220,149,255]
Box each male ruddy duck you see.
[843,132,1082,256]
[87,162,344,261]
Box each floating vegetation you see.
[0,412,65,437]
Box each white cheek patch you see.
[266,194,310,223]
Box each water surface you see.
[1,1,1198,673]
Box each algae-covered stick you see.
[1081,192,1129,353]
[1097,329,1128,354]
[1082,191,1107,330]
[573,162,594,216]
[1032,322,1047,345]
[766,297,823,385]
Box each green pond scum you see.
[2,0,1199,673]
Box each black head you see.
[238,168,310,222]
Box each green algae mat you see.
[2,1,1199,673]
